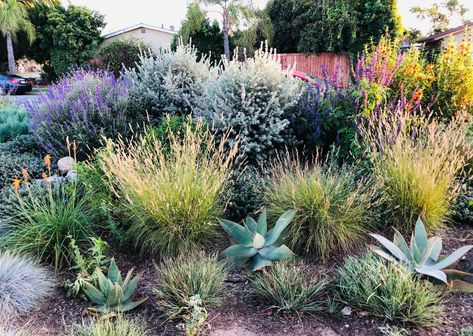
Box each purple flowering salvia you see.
[27,68,138,158]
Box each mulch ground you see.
[11,225,473,336]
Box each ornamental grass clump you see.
[0,104,29,143]
[265,153,380,258]
[98,118,237,256]
[3,155,99,270]
[360,110,473,232]
[337,254,443,326]
[69,315,148,336]
[27,69,133,159]
[153,253,227,319]
[250,261,328,314]
[195,45,304,164]
[0,250,53,315]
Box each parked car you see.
[292,71,321,87]
[0,74,33,95]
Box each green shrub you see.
[98,119,237,256]
[2,180,100,270]
[0,134,42,155]
[124,43,217,118]
[250,261,328,313]
[337,254,443,326]
[153,253,227,319]
[195,46,303,164]
[97,38,148,77]
[0,105,29,143]
[0,250,52,315]
[361,111,473,232]
[0,152,45,190]
[265,154,380,258]
[69,315,148,336]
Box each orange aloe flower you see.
[22,169,29,182]
[44,154,52,168]
[12,178,21,192]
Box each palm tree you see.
[200,0,256,60]
[0,0,35,74]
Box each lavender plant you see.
[27,69,134,158]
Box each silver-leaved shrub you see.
[195,46,304,164]
[124,42,217,118]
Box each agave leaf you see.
[219,219,253,246]
[244,216,258,233]
[258,245,295,261]
[122,268,134,289]
[416,267,448,283]
[410,234,422,264]
[97,269,111,297]
[82,281,106,305]
[418,238,437,266]
[429,245,473,270]
[123,273,141,302]
[414,218,428,254]
[108,259,123,286]
[117,297,149,312]
[443,269,471,281]
[252,233,265,249]
[257,209,267,236]
[106,284,124,307]
[393,229,410,257]
[221,245,257,258]
[370,234,408,262]
[449,280,473,293]
[427,237,442,262]
[372,248,398,263]
[265,210,296,246]
[248,254,273,271]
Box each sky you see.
[61,0,473,36]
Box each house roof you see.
[102,23,177,39]
[417,23,472,43]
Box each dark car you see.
[0,74,33,95]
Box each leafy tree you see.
[351,0,403,53]
[97,38,148,77]
[266,0,308,53]
[297,0,357,53]
[0,0,35,74]
[411,0,470,34]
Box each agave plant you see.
[370,218,473,286]
[219,209,296,271]
[82,259,148,313]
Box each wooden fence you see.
[278,52,351,80]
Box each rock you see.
[57,156,76,173]
[65,170,77,182]
[47,175,65,184]
[314,327,340,336]
[341,306,352,316]
[210,325,257,336]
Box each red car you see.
[292,71,321,87]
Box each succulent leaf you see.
[393,229,410,257]
[414,217,428,254]
[429,245,473,270]
[248,254,273,271]
[258,245,295,261]
[256,209,267,236]
[370,234,408,262]
[428,237,442,262]
[244,217,258,233]
[123,273,141,302]
[219,219,253,246]
[265,210,296,246]
[97,268,111,296]
[118,297,149,312]
[106,283,124,307]
[221,245,258,258]
[82,281,106,305]
[372,248,398,263]
[415,267,448,283]
[252,233,265,249]
[108,259,123,285]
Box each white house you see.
[101,23,177,51]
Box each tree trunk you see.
[223,29,231,60]
[222,7,231,60]
[6,31,16,74]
